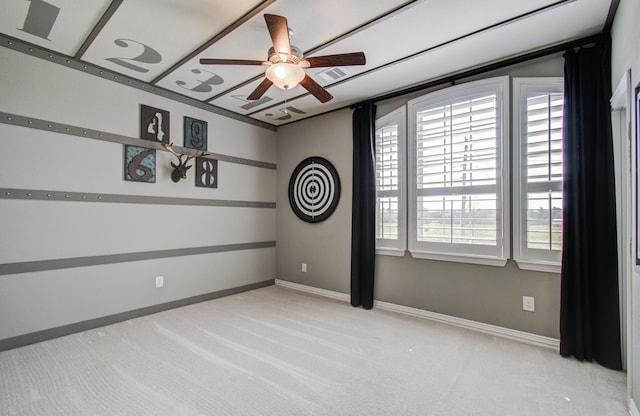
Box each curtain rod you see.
[349,33,603,109]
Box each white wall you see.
[0,46,277,344]
[611,0,640,409]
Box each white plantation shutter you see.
[376,124,398,239]
[408,77,509,265]
[375,107,406,255]
[513,78,563,272]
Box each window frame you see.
[512,77,564,273]
[375,106,407,256]
[407,76,510,266]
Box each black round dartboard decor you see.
[288,157,341,223]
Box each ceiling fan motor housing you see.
[268,45,303,64]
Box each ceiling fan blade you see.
[303,52,366,68]
[299,74,333,103]
[247,77,274,100]
[199,58,266,66]
[264,14,291,57]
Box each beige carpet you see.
[0,285,628,415]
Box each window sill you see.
[515,260,561,274]
[376,248,406,257]
[409,250,508,267]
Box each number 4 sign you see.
[140,104,169,144]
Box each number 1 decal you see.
[19,0,60,40]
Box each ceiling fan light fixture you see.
[266,62,305,90]
[200,14,364,103]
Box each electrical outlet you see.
[522,296,535,312]
[155,275,164,288]
[302,263,307,273]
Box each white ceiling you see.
[1,0,613,127]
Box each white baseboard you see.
[373,299,560,349]
[275,279,350,302]
[274,279,560,350]
[631,398,639,416]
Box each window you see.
[513,78,564,272]
[375,107,406,255]
[408,77,510,265]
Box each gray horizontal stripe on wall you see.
[0,188,276,209]
[0,241,276,276]
[0,112,277,170]
[0,279,275,351]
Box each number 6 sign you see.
[124,145,156,183]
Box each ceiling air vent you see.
[316,67,349,83]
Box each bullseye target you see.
[288,157,341,223]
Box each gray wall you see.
[276,110,353,294]
[0,46,277,344]
[277,54,565,339]
[611,0,640,408]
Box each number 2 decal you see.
[106,39,162,73]
[18,2,163,75]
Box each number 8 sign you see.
[195,158,218,188]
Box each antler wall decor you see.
[162,143,209,183]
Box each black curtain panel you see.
[351,103,377,309]
[560,35,622,370]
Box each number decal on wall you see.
[195,158,217,188]
[125,146,156,183]
[176,69,223,93]
[232,95,273,111]
[265,107,306,121]
[106,39,162,73]
[19,0,60,40]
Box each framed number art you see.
[184,116,208,151]
[195,157,218,188]
[124,145,156,183]
[140,104,169,144]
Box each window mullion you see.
[547,94,552,182]
[409,76,508,264]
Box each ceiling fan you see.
[199,14,366,103]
